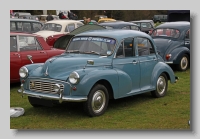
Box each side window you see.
[19,36,42,51]
[77,23,83,28]
[32,23,42,31]
[10,22,16,31]
[22,22,31,32]
[136,37,155,56]
[116,38,134,58]
[10,36,17,52]
[141,23,151,28]
[122,26,130,30]
[16,22,23,31]
[131,26,139,31]
[68,24,75,32]
[185,29,190,40]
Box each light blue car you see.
[18,29,178,117]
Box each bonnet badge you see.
[44,66,48,76]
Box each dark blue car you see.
[151,21,190,71]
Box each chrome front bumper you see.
[18,84,87,103]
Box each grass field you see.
[10,69,190,130]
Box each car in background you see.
[18,29,177,117]
[10,32,65,83]
[99,21,140,31]
[151,21,190,71]
[10,18,43,33]
[98,18,116,23]
[152,15,168,23]
[129,20,155,34]
[34,20,84,42]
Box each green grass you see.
[10,69,190,130]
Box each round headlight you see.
[19,66,28,78]
[69,72,80,84]
[53,84,60,92]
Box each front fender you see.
[74,68,118,97]
[151,62,176,87]
[169,47,190,64]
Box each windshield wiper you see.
[66,50,82,53]
[85,51,100,55]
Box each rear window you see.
[152,28,180,38]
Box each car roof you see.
[10,18,41,23]
[99,21,139,28]
[46,20,83,24]
[130,20,152,23]
[75,29,151,41]
[155,21,190,30]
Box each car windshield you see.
[151,28,180,38]
[41,23,62,32]
[66,36,116,56]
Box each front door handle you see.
[132,60,138,64]
[40,51,46,53]
[153,57,157,61]
[13,53,20,58]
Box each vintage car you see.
[99,21,140,31]
[34,20,84,42]
[129,20,155,34]
[10,32,65,83]
[10,18,43,33]
[151,21,190,71]
[51,24,106,49]
[18,30,178,117]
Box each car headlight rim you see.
[69,71,80,84]
[19,66,28,78]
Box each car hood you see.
[34,31,62,39]
[30,54,112,81]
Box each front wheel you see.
[84,84,109,117]
[176,54,189,71]
[151,73,168,98]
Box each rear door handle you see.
[40,51,46,53]
[185,41,190,45]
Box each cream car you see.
[34,20,84,41]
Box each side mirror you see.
[27,55,34,64]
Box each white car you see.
[34,20,84,41]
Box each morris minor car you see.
[151,21,190,71]
[18,30,178,117]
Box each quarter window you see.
[185,29,190,39]
[10,22,16,31]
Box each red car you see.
[10,32,65,83]
[46,34,66,47]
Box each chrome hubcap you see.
[181,56,188,70]
[92,90,106,113]
[157,76,166,95]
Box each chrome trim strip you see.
[139,59,156,63]
[165,61,173,64]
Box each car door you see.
[113,38,140,98]
[18,35,48,66]
[10,35,21,82]
[135,37,158,91]
[185,29,190,49]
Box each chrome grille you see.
[29,80,64,94]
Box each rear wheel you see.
[176,54,189,71]
[84,84,109,117]
[151,73,168,98]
